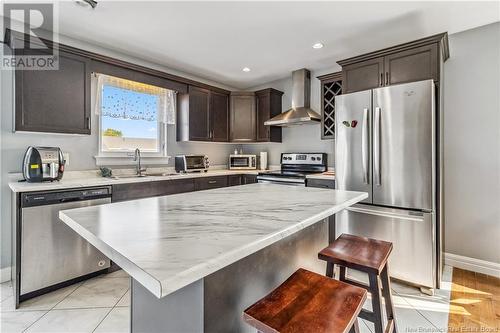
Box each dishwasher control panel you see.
[22,187,112,207]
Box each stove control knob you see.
[317,156,321,161]
[311,157,316,161]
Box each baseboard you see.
[0,266,11,283]
[444,252,500,278]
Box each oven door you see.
[257,175,305,186]
[185,156,206,170]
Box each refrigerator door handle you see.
[346,206,426,222]
[374,106,381,186]
[362,108,369,184]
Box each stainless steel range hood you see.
[264,68,321,126]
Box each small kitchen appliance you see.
[257,153,327,186]
[175,155,209,173]
[22,146,65,182]
[229,154,257,170]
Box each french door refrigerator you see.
[335,79,439,291]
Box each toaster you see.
[22,146,65,182]
[175,155,209,173]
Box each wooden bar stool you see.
[243,268,367,333]
[318,234,397,333]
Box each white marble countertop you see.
[8,168,261,193]
[8,167,334,192]
[305,173,336,181]
[59,184,367,298]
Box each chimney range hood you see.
[264,68,321,126]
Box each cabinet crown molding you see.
[4,28,230,95]
[337,32,449,67]
[254,88,284,96]
[317,71,342,82]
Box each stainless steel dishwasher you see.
[20,187,112,298]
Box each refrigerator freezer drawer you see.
[336,204,435,289]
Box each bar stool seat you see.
[318,234,397,333]
[243,268,367,333]
[318,233,393,275]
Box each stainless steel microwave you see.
[229,154,256,170]
[175,155,209,173]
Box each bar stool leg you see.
[326,262,334,278]
[369,273,384,333]
[380,265,397,333]
[349,319,361,333]
[339,266,347,282]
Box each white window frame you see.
[93,74,171,166]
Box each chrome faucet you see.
[133,148,146,176]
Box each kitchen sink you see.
[111,174,149,179]
[111,172,180,179]
[144,172,179,177]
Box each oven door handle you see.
[257,176,305,184]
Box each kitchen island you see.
[59,183,367,332]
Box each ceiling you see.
[49,1,500,88]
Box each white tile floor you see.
[0,266,453,333]
[0,270,130,333]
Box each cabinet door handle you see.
[86,116,90,129]
[208,180,217,184]
[385,72,389,85]
[380,73,383,86]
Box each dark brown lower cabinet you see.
[242,174,257,185]
[228,175,243,186]
[112,179,195,202]
[306,178,335,189]
[112,174,258,202]
[194,176,229,191]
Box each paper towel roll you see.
[260,152,268,170]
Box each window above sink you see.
[94,74,176,165]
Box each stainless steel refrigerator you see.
[335,79,439,291]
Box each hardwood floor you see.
[448,268,500,330]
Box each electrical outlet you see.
[63,153,70,166]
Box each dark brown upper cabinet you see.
[317,72,342,140]
[341,57,384,94]
[177,85,230,142]
[187,86,211,141]
[210,91,229,142]
[338,32,449,94]
[230,92,256,142]
[14,48,91,134]
[255,88,283,142]
[384,44,438,86]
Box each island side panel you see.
[204,218,329,333]
[131,278,203,333]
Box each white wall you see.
[443,22,500,264]
[241,67,339,167]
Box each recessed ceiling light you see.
[312,42,324,49]
[242,67,251,72]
